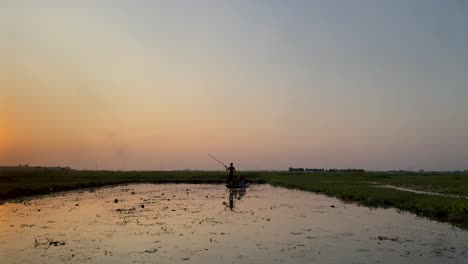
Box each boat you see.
[225,184,249,189]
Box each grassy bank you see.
[1,169,467,230]
[263,171,468,230]
[0,169,264,200]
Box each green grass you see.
[262,171,468,230]
[0,170,247,198]
[1,169,468,230]
[364,172,468,196]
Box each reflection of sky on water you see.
[0,184,467,263]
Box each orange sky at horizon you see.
[1,1,468,171]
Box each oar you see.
[208,154,227,168]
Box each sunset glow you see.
[1,1,467,170]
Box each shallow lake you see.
[0,184,467,263]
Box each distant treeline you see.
[0,165,72,173]
[288,167,365,173]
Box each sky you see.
[0,0,467,171]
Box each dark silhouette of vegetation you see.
[289,167,365,173]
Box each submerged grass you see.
[1,169,467,230]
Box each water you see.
[0,184,467,264]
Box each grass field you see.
[1,169,467,230]
[264,171,468,230]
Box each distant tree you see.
[288,167,305,172]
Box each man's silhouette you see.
[226,162,236,184]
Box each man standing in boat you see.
[225,162,236,185]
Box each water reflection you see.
[227,187,247,210]
[1,184,468,264]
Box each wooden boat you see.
[225,183,249,189]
